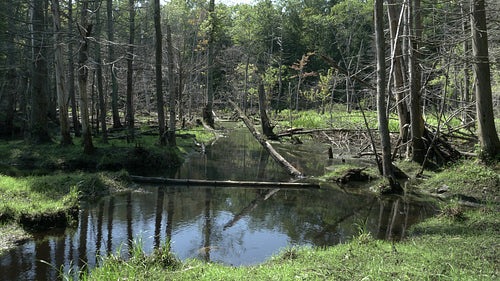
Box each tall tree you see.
[408,0,425,163]
[154,0,166,145]
[387,0,410,145]
[68,0,80,137]
[166,24,176,146]
[375,0,400,193]
[95,1,107,143]
[78,0,95,154]
[126,0,136,140]
[471,0,500,159]
[203,0,215,128]
[51,0,72,146]
[107,0,122,128]
[30,0,51,143]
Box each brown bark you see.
[386,0,410,142]
[258,83,277,140]
[471,0,500,159]
[375,0,401,193]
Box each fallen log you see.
[130,175,319,189]
[228,99,304,178]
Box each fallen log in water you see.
[228,99,304,178]
[130,175,320,189]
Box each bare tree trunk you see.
[78,0,94,154]
[166,24,176,146]
[95,2,107,143]
[68,0,80,137]
[107,0,122,129]
[387,0,410,143]
[461,3,472,125]
[3,0,17,137]
[153,0,166,145]
[203,0,215,128]
[375,0,401,193]
[51,0,72,146]
[126,0,135,140]
[30,0,51,144]
[258,83,277,140]
[408,0,425,163]
[471,0,500,159]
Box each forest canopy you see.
[0,0,499,159]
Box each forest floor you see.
[0,112,499,279]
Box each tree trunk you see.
[107,0,122,129]
[203,0,215,128]
[68,0,80,137]
[387,0,410,143]
[51,0,72,146]
[95,2,107,143]
[153,0,166,145]
[3,0,18,137]
[461,3,472,125]
[30,0,51,144]
[408,0,425,163]
[375,0,401,193]
[471,0,500,159]
[126,0,135,140]
[166,24,176,146]
[258,83,277,140]
[78,0,95,154]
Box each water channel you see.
[0,125,438,280]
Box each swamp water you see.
[0,126,437,280]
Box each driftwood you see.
[130,175,319,189]
[228,99,304,178]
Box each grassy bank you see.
[63,159,499,281]
[0,171,131,255]
[0,125,212,254]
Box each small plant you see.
[440,201,467,222]
[280,246,299,260]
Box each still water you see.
[0,126,437,280]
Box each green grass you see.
[0,171,130,232]
[417,160,499,202]
[275,109,400,132]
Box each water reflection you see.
[0,186,437,281]
[0,127,437,280]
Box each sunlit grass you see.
[0,174,79,223]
